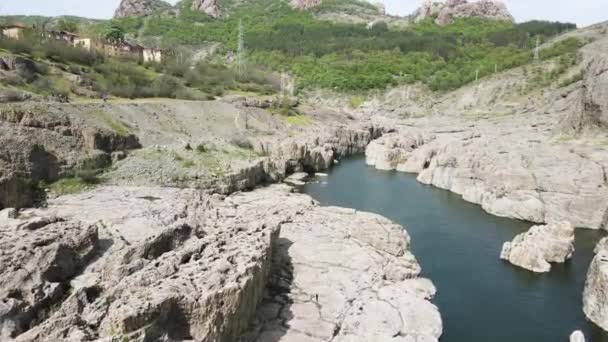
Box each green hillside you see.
[0,0,581,99]
[93,0,579,91]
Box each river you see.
[302,157,608,342]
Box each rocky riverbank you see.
[0,183,440,341]
[365,114,608,229]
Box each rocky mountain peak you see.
[192,0,221,17]
[414,0,514,26]
[114,0,171,18]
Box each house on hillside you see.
[104,41,145,61]
[143,47,162,63]
[1,24,26,40]
[73,37,106,52]
[46,30,79,44]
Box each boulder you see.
[583,238,608,331]
[114,0,171,17]
[570,330,586,342]
[500,221,575,272]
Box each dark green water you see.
[303,157,608,342]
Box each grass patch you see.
[182,159,195,168]
[107,119,130,136]
[348,95,365,109]
[285,115,313,126]
[47,177,94,195]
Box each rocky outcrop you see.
[414,0,514,26]
[365,131,430,171]
[560,36,608,133]
[0,216,99,339]
[191,0,220,17]
[500,221,575,272]
[0,55,38,81]
[114,0,171,18]
[365,115,608,229]
[583,237,608,331]
[570,330,586,342]
[290,0,322,10]
[5,186,281,341]
[2,184,441,341]
[0,107,141,209]
[230,185,442,341]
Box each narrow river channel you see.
[303,157,608,342]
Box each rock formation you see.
[289,0,322,9]
[500,221,575,273]
[290,0,323,10]
[364,115,608,229]
[560,36,608,133]
[414,0,514,26]
[570,330,586,342]
[365,131,430,171]
[0,107,140,209]
[230,185,443,341]
[583,238,608,331]
[114,0,171,18]
[0,183,442,341]
[191,0,220,17]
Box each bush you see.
[196,144,207,153]
[93,61,152,98]
[40,40,102,66]
[151,75,182,98]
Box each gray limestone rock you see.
[500,221,575,273]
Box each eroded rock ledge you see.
[0,184,441,341]
[365,116,608,229]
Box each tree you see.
[57,18,79,33]
[104,25,125,43]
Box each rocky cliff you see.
[191,0,221,17]
[583,237,608,331]
[114,0,171,18]
[414,0,514,26]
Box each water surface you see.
[303,157,608,342]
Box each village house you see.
[1,22,163,63]
[45,30,79,44]
[103,40,144,60]
[1,23,26,40]
[143,47,163,63]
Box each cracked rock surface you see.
[234,185,442,342]
[1,184,441,341]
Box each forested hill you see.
[1,0,582,94]
[97,0,579,91]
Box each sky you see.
[0,0,607,27]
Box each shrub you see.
[151,75,182,98]
[196,144,207,153]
